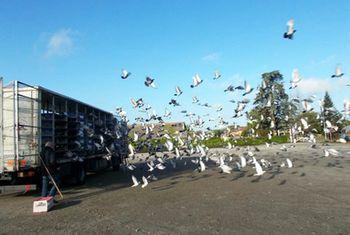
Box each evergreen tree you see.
[322,91,342,125]
[249,70,297,134]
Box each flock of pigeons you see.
[113,19,348,189]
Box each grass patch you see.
[203,135,289,148]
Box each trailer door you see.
[16,81,41,171]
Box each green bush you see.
[202,135,289,148]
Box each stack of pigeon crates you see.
[54,113,68,157]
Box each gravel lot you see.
[1,143,350,234]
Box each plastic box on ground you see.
[33,196,54,213]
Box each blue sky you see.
[1,1,349,126]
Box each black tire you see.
[75,165,86,185]
[9,173,17,185]
[112,155,121,171]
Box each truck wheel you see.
[112,156,121,171]
[75,165,86,185]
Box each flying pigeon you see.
[213,70,221,80]
[331,65,344,78]
[121,69,131,79]
[224,85,234,92]
[169,99,180,106]
[191,74,203,88]
[243,81,253,96]
[131,175,139,187]
[290,69,301,89]
[174,86,183,96]
[145,76,156,88]
[141,176,148,188]
[283,19,296,40]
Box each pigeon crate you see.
[33,196,54,213]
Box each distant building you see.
[227,126,246,138]
[129,122,186,138]
[341,125,350,141]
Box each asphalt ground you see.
[0,143,350,234]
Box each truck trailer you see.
[0,78,128,185]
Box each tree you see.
[249,70,297,135]
[321,91,342,140]
[297,111,323,133]
[322,91,342,125]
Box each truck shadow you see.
[64,156,209,201]
[51,199,81,211]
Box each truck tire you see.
[75,165,86,185]
[112,155,121,171]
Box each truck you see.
[0,78,128,185]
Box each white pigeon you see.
[290,69,301,89]
[164,108,172,118]
[127,164,136,171]
[326,120,332,128]
[121,69,131,79]
[175,147,180,158]
[213,70,221,80]
[286,158,293,168]
[235,162,241,170]
[284,19,296,39]
[156,163,166,170]
[328,148,340,156]
[219,164,232,174]
[130,98,138,108]
[131,175,139,187]
[141,176,148,188]
[133,133,139,142]
[174,86,183,96]
[147,162,154,172]
[243,81,253,96]
[324,149,330,157]
[199,145,206,157]
[191,74,203,88]
[301,118,310,130]
[331,65,344,78]
[240,156,247,168]
[199,160,206,172]
[128,144,135,157]
[254,161,265,176]
[165,140,174,151]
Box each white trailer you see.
[0,78,128,184]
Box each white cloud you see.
[297,76,350,94]
[45,29,75,57]
[201,52,220,62]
